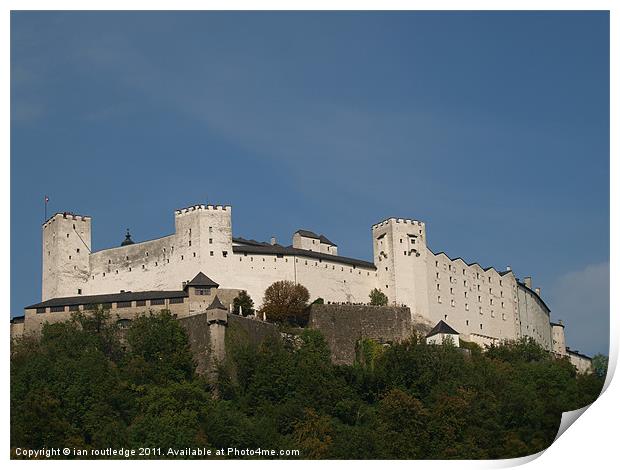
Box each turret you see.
[551,321,567,356]
[42,212,91,300]
[371,217,429,319]
[174,204,233,262]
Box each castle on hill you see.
[10,202,592,373]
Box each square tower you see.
[42,212,92,301]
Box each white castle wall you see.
[517,284,552,351]
[552,323,567,356]
[42,213,92,300]
[426,253,520,347]
[39,204,576,362]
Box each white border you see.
[3,2,616,469]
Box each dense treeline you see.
[11,309,604,459]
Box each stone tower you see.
[551,321,567,356]
[42,212,91,301]
[371,218,430,322]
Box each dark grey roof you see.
[430,249,515,277]
[426,320,459,337]
[25,290,187,309]
[566,348,592,360]
[231,244,375,269]
[11,315,25,323]
[233,237,271,247]
[120,229,135,246]
[550,321,565,328]
[318,235,337,246]
[516,281,551,313]
[207,296,227,311]
[295,229,320,239]
[186,272,219,288]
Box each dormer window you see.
[195,288,211,296]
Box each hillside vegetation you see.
[11,309,604,459]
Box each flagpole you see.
[44,195,48,222]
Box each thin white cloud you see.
[548,261,610,356]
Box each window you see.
[464,291,468,298]
[451,299,455,307]
[436,284,440,291]
[102,302,112,309]
[189,240,192,247]
[437,296,442,304]
[465,303,469,311]
[117,319,132,329]
[76,248,80,253]
[136,300,147,307]
[404,251,407,255]
[478,295,481,302]
[209,226,212,233]
[151,299,165,306]
[466,320,469,326]
[444,315,448,320]
[195,288,211,295]
[210,251,214,256]
[193,253,196,257]
[36,307,46,314]
[117,301,132,308]
[223,251,228,257]
[50,306,65,313]
[69,305,79,312]
[435,261,438,267]
[450,287,454,294]
[77,288,82,295]
[480,323,483,330]
[169,297,184,304]
[479,306,483,314]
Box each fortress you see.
[11,203,592,373]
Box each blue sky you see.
[11,11,609,356]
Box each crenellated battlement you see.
[175,204,231,215]
[43,212,91,229]
[372,217,425,230]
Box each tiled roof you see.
[25,290,187,309]
[186,272,219,288]
[426,320,459,337]
[207,296,227,311]
[231,244,375,269]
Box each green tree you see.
[592,354,608,378]
[123,310,196,385]
[260,281,310,325]
[233,290,255,316]
[369,288,388,306]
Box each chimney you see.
[559,319,563,325]
[506,266,512,272]
[270,236,277,245]
[535,287,541,296]
[524,276,532,288]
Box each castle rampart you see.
[21,202,590,371]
